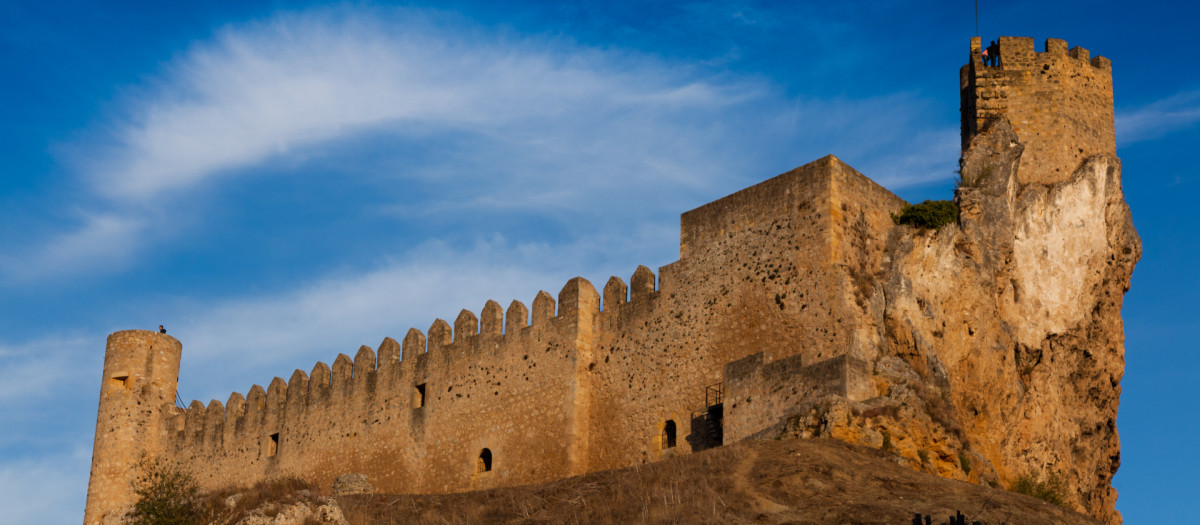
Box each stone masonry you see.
[962,36,1115,186]
[86,37,1137,524]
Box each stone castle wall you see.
[583,156,906,471]
[160,282,601,498]
[722,352,873,444]
[86,154,908,525]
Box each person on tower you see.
[986,40,1001,67]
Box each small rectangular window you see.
[110,375,129,389]
[268,433,279,457]
[414,383,426,408]
[477,448,492,473]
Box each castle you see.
[86,37,1139,524]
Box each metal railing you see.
[705,382,724,408]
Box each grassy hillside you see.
[337,438,1100,525]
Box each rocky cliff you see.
[778,118,1139,524]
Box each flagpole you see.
[975,0,980,37]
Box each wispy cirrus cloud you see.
[0,212,144,285]
[0,335,97,403]
[1117,89,1200,144]
[4,6,954,286]
[0,451,92,525]
[83,9,761,202]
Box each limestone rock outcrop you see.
[228,499,347,525]
[783,118,1138,523]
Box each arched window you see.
[663,420,677,449]
[477,448,493,473]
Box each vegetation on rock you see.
[891,200,960,230]
[128,458,199,525]
[1009,472,1067,506]
[128,460,328,525]
[958,451,972,476]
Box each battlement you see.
[962,36,1115,185]
[178,266,670,435]
[970,36,1111,71]
[159,266,671,491]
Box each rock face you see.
[229,500,347,525]
[774,118,1138,523]
[762,37,1139,524]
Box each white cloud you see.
[0,452,91,525]
[80,5,956,220]
[1117,89,1200,144]
[0,336,98,524]
[0,212,144,285]
[0,335,97,403]
[7,6,952,286]
[86,10,759,201]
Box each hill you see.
[334,437,1100,524]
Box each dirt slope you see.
[337,438,1100,524]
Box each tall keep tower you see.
[84,330,183,525]
[961,36,1115,185]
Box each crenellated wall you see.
[962,36,1114,186]
[105,153,906,504]
[159,280,600,496]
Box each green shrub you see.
[880,430,895,453]
[955,165,991,190]
[958,451,972,476]
[128,457,200,525]
[1009,472,1067,506]
[891,200,959,230]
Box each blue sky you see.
[1,1,1196,523]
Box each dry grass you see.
[1009,472,1067,507]
[341,446,745,524]
[337,438,1102,525]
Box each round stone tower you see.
[83,330,182,525]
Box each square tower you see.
[961,36,1115,185]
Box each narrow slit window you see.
[268,433,279,458]
[415,383,426,408]
[477,448,492,473]
[663,420,677,449]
